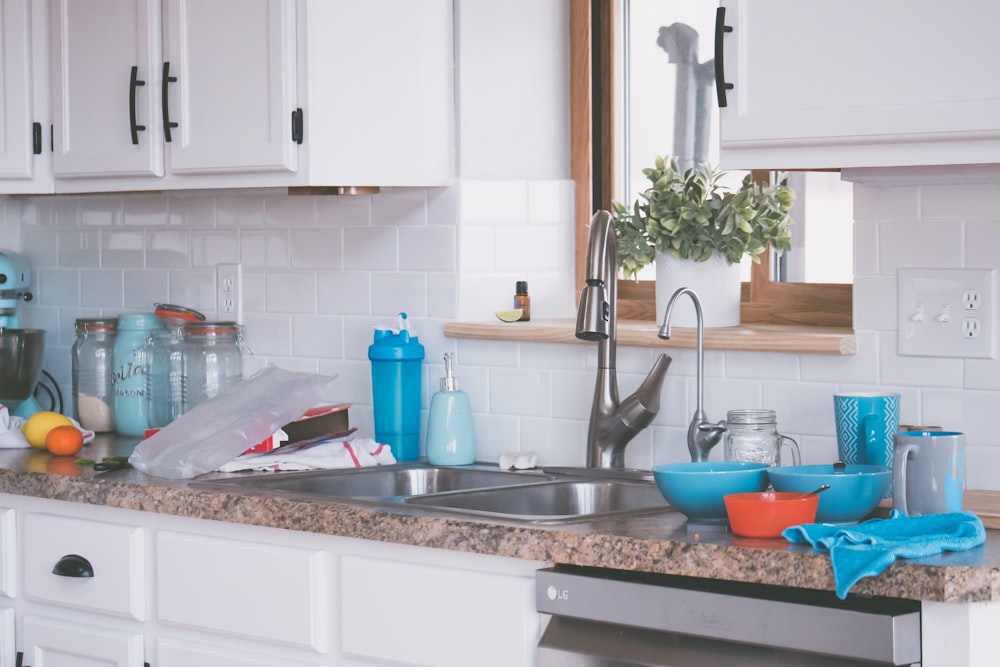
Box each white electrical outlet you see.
[898,268,995,358]
[216,263,243,324]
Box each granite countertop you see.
[2,434,999,604]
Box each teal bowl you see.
[767,464,891,523]
[653,461,770,521]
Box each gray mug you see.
[892,431,966,516]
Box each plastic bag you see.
[129,365,335,479]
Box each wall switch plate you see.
[216,263,243,324]
[898,268,995,358]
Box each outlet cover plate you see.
[897,268,996,358]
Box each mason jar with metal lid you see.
[145,318,186,429]
[112,312,163,436]
[72,318,117,432]
[723,409,800,468]
[181,321,244,413]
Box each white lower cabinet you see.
[21,614,144,667]
[0,494,544,666]
[341,555,539,667]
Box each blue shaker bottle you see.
[368,313,424,461]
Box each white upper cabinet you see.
[0,0,51,193]
[162,0,297,175]
[50,0,162,178]
[717,0,1000,170]
[48,0,453,192]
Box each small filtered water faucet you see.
[576,211,671,469]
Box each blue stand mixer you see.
[0,250,48,419]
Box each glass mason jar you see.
[723,409,800,467]
[182,321,244,413]
[145,318,186,429]
[112,312,164,436]
[71,318,118,432]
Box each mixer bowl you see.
[0,329,45,399]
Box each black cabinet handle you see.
[129,65,146,145]
[52,553,94,578]
[291,107,303,144]
[15,650,25,667]
[714,6,734,108]
[162,61,178,142]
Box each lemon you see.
[495,309,524,323]
[21,411,74,448]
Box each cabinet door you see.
[341,555,539,667]
[0,0,37,181]
[719,0,1000,169]
[162,0,297,175]
[158,638,322,667]
[21,614,144,667]
[50,0,163,177]
[0,607,13,667]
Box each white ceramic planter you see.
[655,253,741,328]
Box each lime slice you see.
[495,309,524,323]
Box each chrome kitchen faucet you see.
[658,287,725,461]
[575,211,671,469]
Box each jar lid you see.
[726,409,777,425]
[117,312,164,331]
[74,317,118,331]
[183,321,241,336]
[154,303,206,322]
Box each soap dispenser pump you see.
[426,353,476,465]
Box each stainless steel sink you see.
[193,464,546,499]
[405,479,669,522]
[191,463,672,523]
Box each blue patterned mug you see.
[834,393,900,497]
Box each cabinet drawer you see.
[157,531,327,652]
[0,507,14,598]
[22,513,145,620]
[22,613,144,667]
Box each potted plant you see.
[612,156,794,327]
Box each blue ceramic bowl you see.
[767,464,892,523]
[652,461,770,521]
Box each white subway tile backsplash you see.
[265,194,315,227]
[459,180,528,225]
[216,195,265,227]
[651,425,697,465]
[399,226,455,271]
[123,195,169,227]
[474,413,522,463]
[853,222,878,276]
[426,273,457,319]
[494,225,561,271]
[458,338,520,368]
[242,314,291,356]
[191,230,240,267]
[290,228,343,270]
[291,315,343,358]
[146,230,191,269]
[240,229,290,268]
[101,230,146,268]
[878,332,963,387]
[965,222,1000,269]
[725,351,800,380]
[879,222,963,272]
[373,189,427,227]
[702,377,763,425]
[921,183,1000,222]
[168,268,215,314]
[370,273,427,316]
[522,416,588,467]
[317,272,371,315]
[266,272,316,313]
[852,276,897,331]
[123,269,168,309]
[343,227,397,271]
[761,381,837,436]
[527,180,574,225]
[457,226,496,271]
[800,330,879,385]
[551,369,594,421]
[315,194,372,227]
[166,194,215,227]
[965,356,1000,391]
[78,269,120,308]
[242,271,266,315]
[489,367,551,417]
[852,184,919,222]
[79,197,121,227]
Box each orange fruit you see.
[45,425,84,457]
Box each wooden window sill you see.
[444,319,856,355]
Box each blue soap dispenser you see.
[426,353,476,465]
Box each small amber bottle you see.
[514,281,530,321]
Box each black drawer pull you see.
[162,61,178,142]
[129,65,146,145]
[714,6,734,107]
[52,553,94,578]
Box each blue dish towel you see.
[782,510,986,599]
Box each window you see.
[570,1,852,327]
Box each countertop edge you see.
[2,468,998,604]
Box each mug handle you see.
[893,442,918,516]
[779,434,800,466]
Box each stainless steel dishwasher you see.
[536,565,921,666]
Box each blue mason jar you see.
[112,312,163,436]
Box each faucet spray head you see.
[576,280,609,341]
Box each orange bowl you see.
[724,491,819,538]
